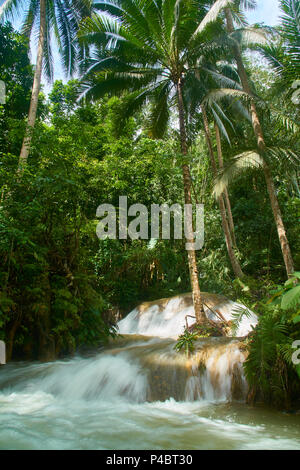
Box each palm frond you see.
[193,0,233,38]
[161,0,178,42]
[0,0,24,20]
[231,303,254,336]
[211,104,231,144]
[235,0,257,10]
[266,146,300,171]
[147,81,171,138]
[230,99,251,122]
[43,5,54,82]
[213,150,264,198]
[230,27,268,48]
[280,0,300,57]
[93,0,124,18]
[203,87,250,107]
[271,107,300,134]
[258,43,285,76]
[203,68,243,90]
[21,0,39,38]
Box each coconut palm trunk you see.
[18,0,46,174]
[214,122,237,246]
[225,7,294,277]
[177,79,206,324]
[202,107,244,279]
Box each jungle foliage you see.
[0,1,299,408]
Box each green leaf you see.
[281,285,300,310]
[285,278,295,287]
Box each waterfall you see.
[0,292,253,404]
[0,336,247,404]
[118,292,257,338]
[115,292,255,402]
[2,294,300,450]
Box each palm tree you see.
[214,122,237,246]
[201,105,244,278]
[79,0,234,324]
[217,1,295,277]
[258,0,300,132]
[0,0,93,173]
[260,0,300,92]
[183,62,245,278]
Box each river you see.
[0,293,300,450]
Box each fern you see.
[230,303,255,336]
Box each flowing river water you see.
[1,293,300,450]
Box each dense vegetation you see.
[0,0,299,407]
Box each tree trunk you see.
[177,79,206,324]
[225,7,294,278]
[262,161,295,276]
[202,107,244,279]
[18,0,46,174]
[214,122,237,247]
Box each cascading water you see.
[1,293,300,450]
[118,292,258,338]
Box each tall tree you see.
[183,61,246,277]
[79,0,234,324]
[201,106,244,278]
[0,22,33,154]
[0,0,93,173]
[214,122,237,247]
[219,2,295,277]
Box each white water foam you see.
[118,294,257,338]
[2,294,298,451]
